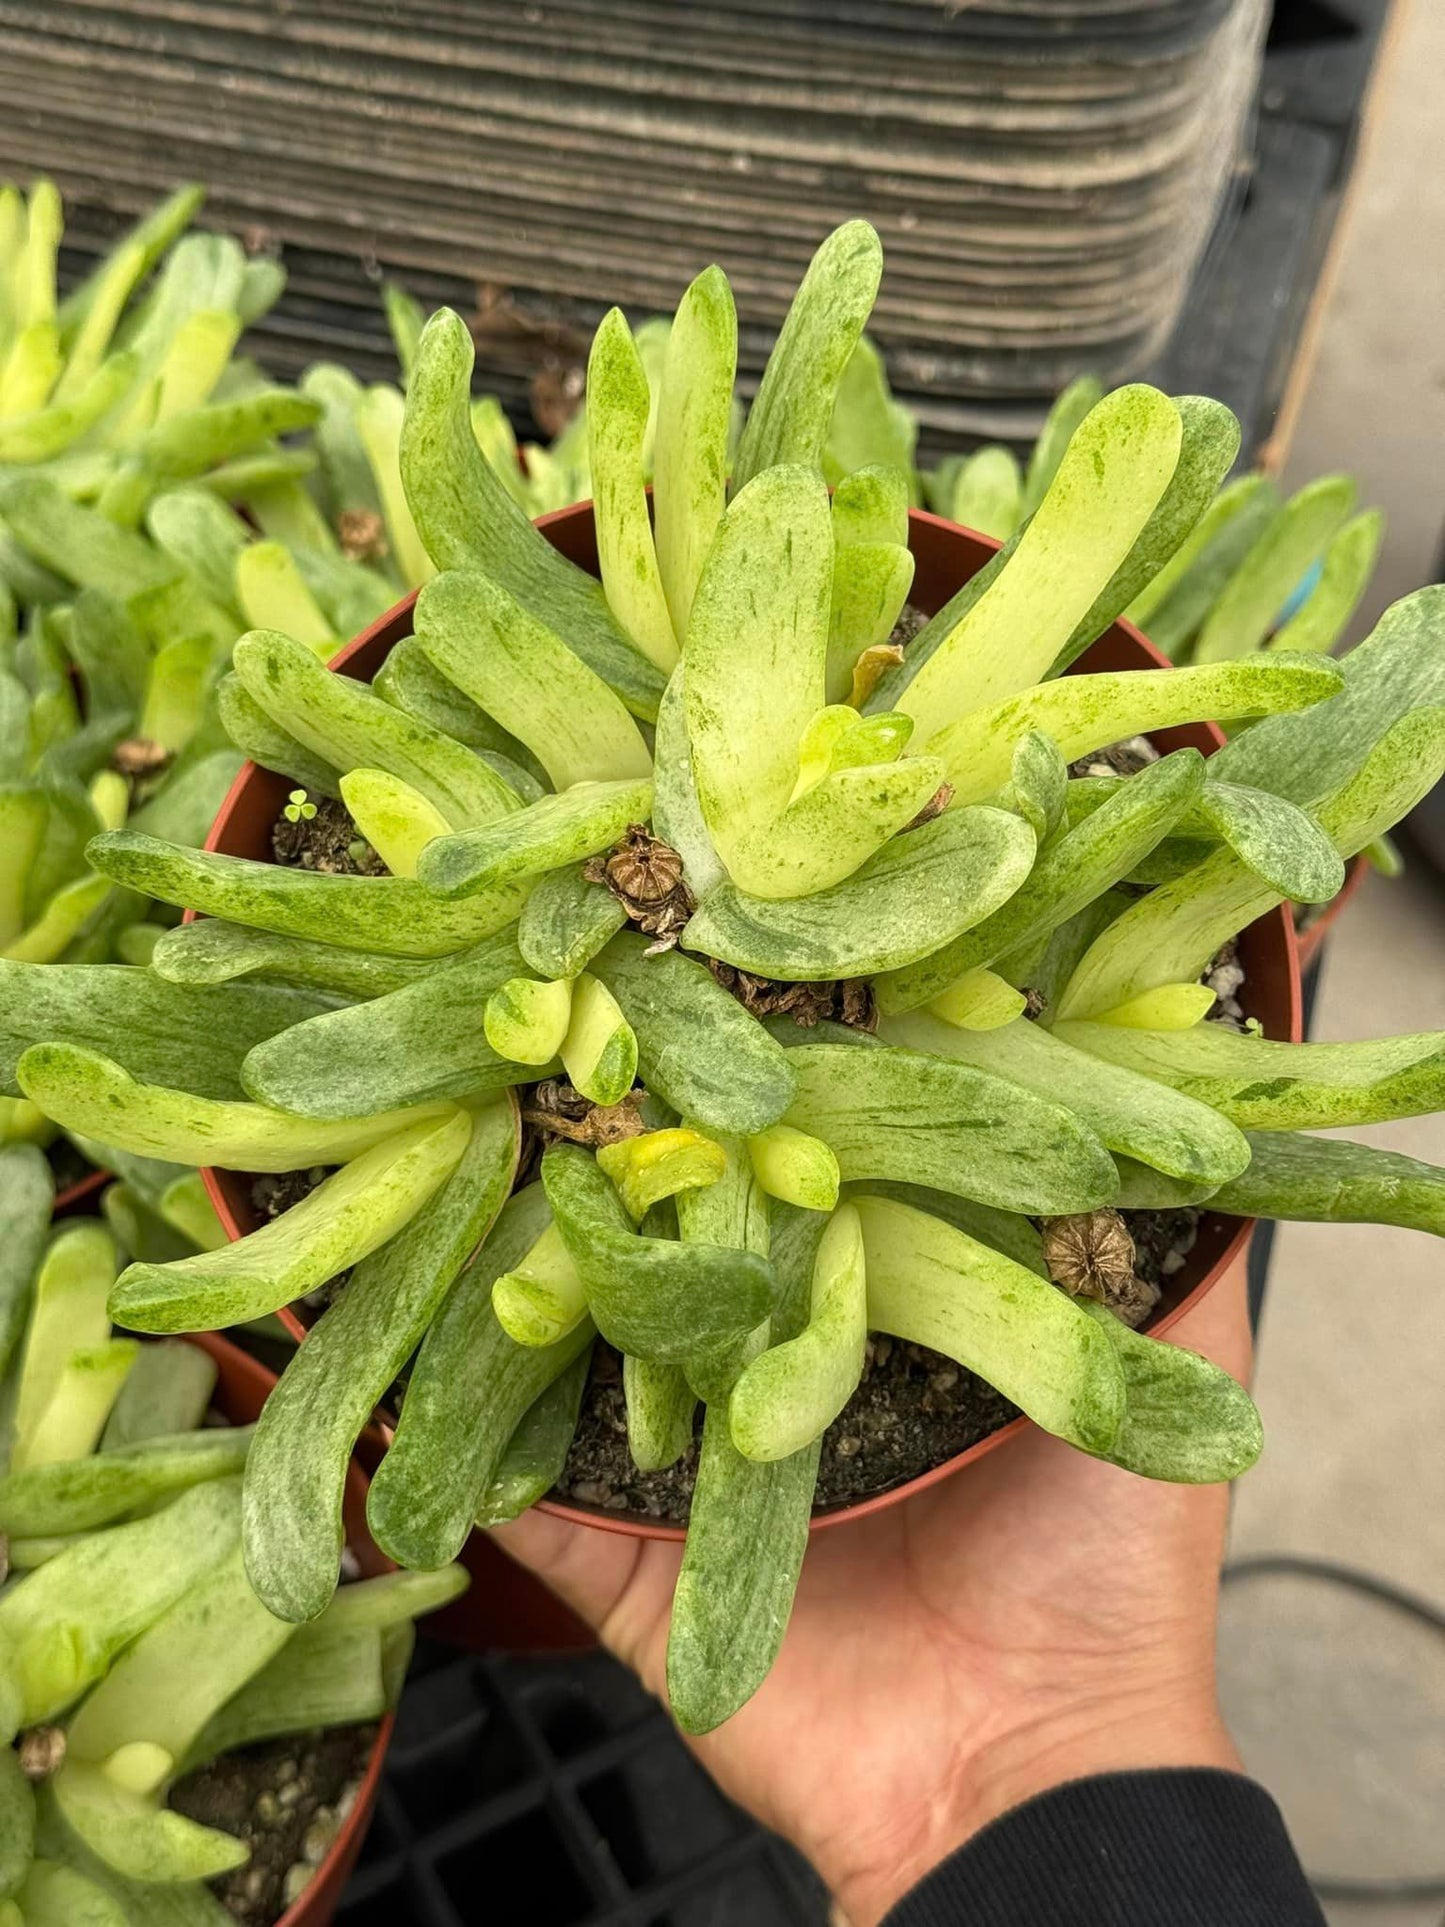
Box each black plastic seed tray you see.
[336,1644,830,1927]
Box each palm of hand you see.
[497,1263,1248,1924]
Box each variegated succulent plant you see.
[4,223,1444,1736]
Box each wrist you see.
[828,1680,1239,1927]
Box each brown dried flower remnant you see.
[1042,1209,1160,1328]
[337,508,388,564]
[18,1725,65,1782]
[848,641,906,709]
[584,824,695,951]
[902,783,954,832]
[522,1079,647,1149]
[707,961,877,1033]
[112,737,171,779]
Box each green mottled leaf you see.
[1125,475,1280,657]
[654,265,737,643]
[897,386,1183,736]
[518,868,628,979]
[1053,1020,1445,1130]
[880,1008,1248,1185]
[1077,1302,1262,1482]
[0,960,333,1101]
[732,222,883,490]
[1194,475,1357,662]
[588,309,678,671]
[590,934,795,1135]
[87,831,531,958]
[413,568,652,789]
[1019,375,1104,519]
[931,653,1342,804]
[782,1041,1117,1215]
[239,929,530,1116]
[856,1193,1124,1452]
[683,805,1034,979]
[874,749,1204,1013]
[1269,509,1384,655]
[401,310,663,719]
[416,779,653,901]
[108,1110,470,1332]
[1208,1131,1445,1234]
[544,1145,774,1363]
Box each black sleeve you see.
[883,1769,1325,1927]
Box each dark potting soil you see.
[171,1725,375,1926]
[271,796,386,876]
[45,1134,93,1196]
[888,601,931,649]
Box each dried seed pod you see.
[112,737,171,779]
[337,507,388,562]
[1043,1209,1160,1328]
[18,1725,66,1781]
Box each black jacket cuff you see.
[883,1769,1324,1927]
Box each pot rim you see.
[199,501,1303,1546]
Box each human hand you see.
[494,1256,1250,1925]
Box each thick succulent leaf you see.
[367,1184,593,1570]
[832,464,909,549]
[588,309,678,671]
[781,1041,1118,1215]
[652,667,725,898]
[684,805,1034,979]
[416,779,653,901]
[107,1110,470,1332]
[517,868,627,980]
[231,629,519,829]
[1064,773,1346,902]
[874,749,1205,1013]
[413,568,652,790]
[948,445,1022,541]
[881,1009,1248,1185]
[827,540,915,703]
[149,919,439,997]
[865,526,1021,715]
[734,755,948,900]
[675,1128,771,1404]
[856,1194,1124,1453]
[623,1355,696,1474]
[732,221,883,491]
[243,1097,517,1618]
[52,1761,247,1884]
[1050,395,1241,674]
[240,929,531,1116]
[1193,475,1357,663]
[400,309,663,719]
[590,933,795,1136]
[1125,475,1280,657]
[1056,708,1445,1019]
[931,653,1342,804]
[1077,1302,1262,1482]
[1208,1131,1445,1234]
[684,464,831,865]
[729,1203,866,1462]
[652,264,736,643]
[216,675,343,799]
[543,1145,775,1363]
[1019,375,1103,519]
[373,634,548,786]
[0,474,181,599]
[1270,509,1384,656]
[87,831,531,958]
[848,1179,1046,1275]
[1211,588,1445,806]
[0,960,334,1101]
[479,1349,593,1522]
[998,728,1068,843]
[1053,1022,1445,1130]
[665,1206,823,1737]
[17,1043,455,1170]
[1111,1159,1223,1209]
[824,335,916,482]
[896,386,1182,736]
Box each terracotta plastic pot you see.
[184,1330,395,1927]
[1293,850,1369,971]
[197,505,1302,1568]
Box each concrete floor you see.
[1218,2,1445,1914]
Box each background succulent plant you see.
[0,1140,463,1920]
[4,221,1444,1738]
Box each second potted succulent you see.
[6,223,1445,1735]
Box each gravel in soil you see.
[171,1725,375,1926]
